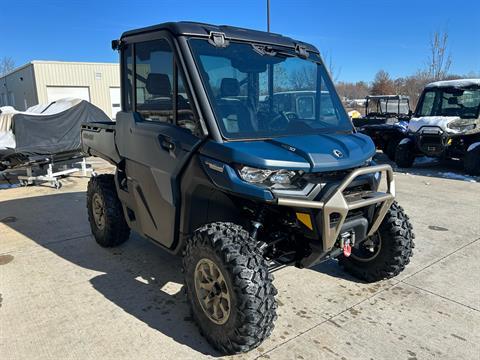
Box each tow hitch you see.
[340,231,355,257]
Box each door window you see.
[133,38,202,135]
[176,69,201,135]
[135,39,174,122]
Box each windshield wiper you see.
[251,44,296,58]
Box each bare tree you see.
[399,71,430,108]
[426,30,452,81]
[324,51,341,83]
[336,81,369,100]
[371,70,395,95]
[0,57,15,76]
[289,66,316,90]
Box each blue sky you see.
[1,0,479,82]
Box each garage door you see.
[109,87,121,119]
[46,86,90,103]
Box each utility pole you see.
[267,0,270,32]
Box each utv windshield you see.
[367,98,410,116]
[189,39,352,139]
[416,87,480,119]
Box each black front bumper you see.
[414,126,449,156]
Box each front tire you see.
[339,202,414,282]
[395,140,415,168]
[183,222,277,354]
[87,174,130,247]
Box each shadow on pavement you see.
[0,191,220,357]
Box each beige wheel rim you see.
[92,193,105,230]
[194,258,231,325]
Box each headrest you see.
[146,73,171,97]
[220,78,240,97]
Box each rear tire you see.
[339,202,414,282]
[87,174,130,247]
[183,222,277,354]
[464,145,480,176]
[395,141,415,168]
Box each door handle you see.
[159,135,176,152]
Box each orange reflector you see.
[296,212,313,230]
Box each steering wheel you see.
[282,111,299,121]
[266,112,288,131]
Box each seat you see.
[137,73,174,122]
[216,78,255,133]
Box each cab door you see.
[116,36,204,248]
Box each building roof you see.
[120,21,318,53]
[0,61,118,80]
[426,78,480,88]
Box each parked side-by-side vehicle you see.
[81,22,414,354]
[353,95,412,160]
[395,79,480,175]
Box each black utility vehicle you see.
[354,95,411,160]
[395,79,480,175]
[81,22,414,354]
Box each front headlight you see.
[269,169,297,184]
[238,166,273,183]
[447,119,476,133]
[238,166,298,186]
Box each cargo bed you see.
[81,122,121,165]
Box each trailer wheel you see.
[87,174,130,247]
[395,141,415,168]
[183,222,277,354]
[464,145,480,176]
[338,201,414,282]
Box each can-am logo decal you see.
[332,149,344,158]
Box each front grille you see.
[420,135,442,145]
[302,170,351,184]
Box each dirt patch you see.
[0,254,14,265]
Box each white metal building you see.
[0,61,120,119]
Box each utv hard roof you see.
[120,21,318,53]
[365,95,410,100]
[425,78,480,89]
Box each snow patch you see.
[467,142,480,152]
[408,116,460,133]
[438,172,477,182]
[414,156,437,165]
[426,78,480,89]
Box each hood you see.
[201,133,375,172]
[408,116,474,134]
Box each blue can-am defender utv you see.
[81,22,414,354]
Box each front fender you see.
[199,156,274,202]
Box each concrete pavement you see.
[0,157,479,360]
